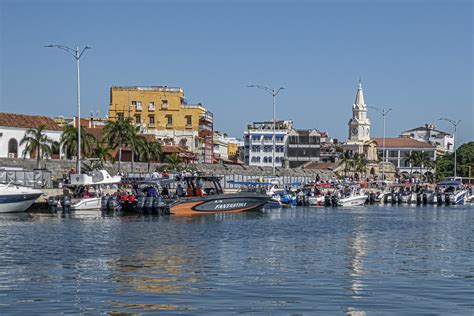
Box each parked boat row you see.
[1,169,472,213]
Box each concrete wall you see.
[0,157,335,182]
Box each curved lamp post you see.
[45,44,91,174]
[438,118,461,178]
[369,106,392,180]
[247,85,285,176]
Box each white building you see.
[213,131,237,161]
[244,120,293,167]
[0,113,62,159]
[372,137,437,177]
[400,124,454,154]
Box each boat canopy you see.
[69,170,121,186]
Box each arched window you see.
[8,138,18,158]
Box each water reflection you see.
[0,205,472,314]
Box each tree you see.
[137,139,162,172]
[19,124,54,168]
[103,118,135,172]
[340,151,353,177]
[129,125,143,173]
[404,151,418,177]
[436,141,474,180]
[353,153,368,180]
[165,153,182,171]
[60,125,95,159]
[89,142,114,166]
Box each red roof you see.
[0,112,62,131]
[371,138,434,149]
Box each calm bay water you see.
[0,206,473,315]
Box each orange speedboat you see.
[169,176,269,215]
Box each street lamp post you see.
[438,118,461,178]
[369,106,392,180]
[45,44,91,174]
[247,85,285,176]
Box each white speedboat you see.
[0,183,42,213]
[67,169,121,211]
[338,188,367,207]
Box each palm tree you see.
[19,124,54,168]
[89,142,114,166]
[137,140,162,172]
[340,151,353,178]
[103,118,135,172]
[353,153,368,180]
[404,151,418,177]
[60,125,95,159]
[165,152,181,171]
[418,152,434,181]
[128,125,143,173]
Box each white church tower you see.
[347,79,371,143]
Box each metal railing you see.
[0,169,53,189]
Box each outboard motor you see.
[324,195,331,207]
[48,196,59,212]
[108,196,122,212]
[416,193,421,205]
[391,193,397,204]
[101,196,109,211]
[397,192,403,204]
[60,195,71,212]
[136,196,146,212]
[145,197,155,211]
[331,194,338,207]
[153,196,162,213]
[437,193,443,205]
[369,193,375,205]
[445,194,451,205]
[422,193,428,205]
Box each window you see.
[166,115,172,127]
[135,115,141,124]
[8,138,18,158]
[149,101,155,111]
[149,115,155,124]
[117,112,124,120]
[132,101,142,111]
[162,100,168,109]
[186,115,192,127]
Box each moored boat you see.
[169,176,269,215]
[0,183,42,213]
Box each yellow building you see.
[108,86,213,158]
[228,142,238,158]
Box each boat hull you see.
[70,197,102,210]
[0,192,42,213]
[169,193,269,215]
[338,195,367,207]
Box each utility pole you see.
[45,44,91,174]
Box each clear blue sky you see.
[1,0,472,144]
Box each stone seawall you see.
[0,158,334,181]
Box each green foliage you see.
[136,139,162,172]
[436,141,474,179]
[60,125,95,159]
[165,153,182,171]
[19,124,54,168]
[103,118,138,172]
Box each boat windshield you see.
[184,176,223,197]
